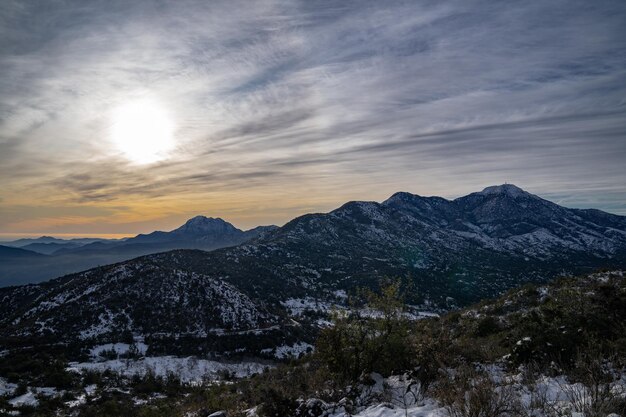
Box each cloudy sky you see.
[1,0,625,238]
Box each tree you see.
[315,280,414,382]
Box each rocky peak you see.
[477,184,529,198]
[174,216,239,235]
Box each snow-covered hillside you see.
[1,185,626,358]
[0,262,278,342]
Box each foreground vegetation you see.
[1,270,625,417]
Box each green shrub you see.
[316,281,414,381]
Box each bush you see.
[258,387,298,417]
[315,282,414,382]
[473,316,501,337]
[563,345,626,417]
[435,366,520,417]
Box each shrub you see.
[563,345,626,417]
[435,366,520,417]
[315,281,414,381]
[473,316,501,337]
[258,387,298,417]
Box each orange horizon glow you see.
[0,232,133,241]
[1,1,624,239]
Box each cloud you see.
[1,0,626,234]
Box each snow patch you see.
[273,342,314,359]
[90,342,149,359]
[8,391,39,407]
[0,377,17,396]
[67,356,270,383]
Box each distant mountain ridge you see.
[1,184,625,357]
[0,217,278,286]
[20,242,83,255]
[2,236,116,248]
[61,216,277,255]
[127,216,277,246]
[0,244,45,260]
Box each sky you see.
[1,0,625,238]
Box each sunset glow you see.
[0,0,624,238]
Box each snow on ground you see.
[0,377,17,396]
[333,401,445,417]
[67,356,271,383]
[514,374,626,415]
[32,387,58,397]
[282,297,438,322]
[316,318,333,327]
[8,391,39,407]
[65,384,98,408]
[132,393,165,406]
[298,368,626,417]
[413,310,440,318]
[358,308,439,320]
[263,342,314,359]
[78,310,116,339]
[5,386,60,408]
[281,297,338,316]
[333,289,348,299]
[305,373,446,417]
[90,342,149,359]
[65,394,86,408]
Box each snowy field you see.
[89,342,149,359]
[4,364,626,415]
[281,297,439,320]
[66,356,271,383]
[261,341,314,359]
[288,368,626,417]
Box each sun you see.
[110,98,175,164]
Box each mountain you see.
[54,217,276,255]
[390,184,626,258]
[2,236,114,248]
[0,217,278,286]
[20,242,83,255]
[0,245,45,260]
[0,262,278,340]
[1,184,625,357]
[118,216,276,248]
[0,257,305,359]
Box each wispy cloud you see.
[1,0,625,234]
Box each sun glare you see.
[110,98,175,164]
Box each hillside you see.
[1,270,623,416]
[1,185,626,357]
[145,184,626,305]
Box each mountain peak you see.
[478,184,528,198]
[172,216,240,235]
[186,215,222,224]
[383,191,451,208]
[384,191,425,203]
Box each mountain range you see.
[1,184,625,358]
[4,236,116,248]
[0,217,277,286]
